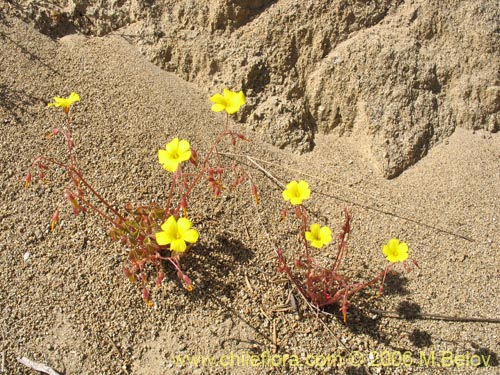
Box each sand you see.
[1,15,499,375]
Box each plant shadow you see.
[471,343,499,367]
[0,82,45,123]
[384,272,410,295]
[182,234,256,302]
[408,328,433,348]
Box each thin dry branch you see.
[16,357,61,375]
[371,309,500,323]
[219,152,474,242]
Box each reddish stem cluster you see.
[27,108,257,304]
[277,208,415,322]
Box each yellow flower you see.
[305,224,332,249]
[47,92,80,113]
[158,138,192,173]
[209,88,246,114]
[282,180,311,205]
[382,238,409,263]
[155,215,199,253]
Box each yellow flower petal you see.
[158,149,169,164]
[165,138,180,154]
[382,238,409,263]
[211,103,226,112]
[305,223,332,249]
[209,89,246,114]
[282,189,292,201]
[282,180,311,206]
[320,226,332,242]
[162,159,180,172]
[397,242,409,261]
[159,216,178,241]
[171,239,187,253]
[178,140,191,155]
[158,138,191,173]
[177,217,192,232]
[224,89,246,114]
[183,229,199,244]
[210,94,226,105]
[155,231,171,246]
[297,180,311,199]
[47,92,80,113]
[155,215,199,252]
[65,92,80,106]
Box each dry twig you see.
[16,357,61,375]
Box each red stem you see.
[77,194,123,227]
[172,130,233,215]
[70,168,126,222]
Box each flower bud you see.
[65,191,81,215]
[156,271,165,287]
[213,185,221,198]
[342,305,348,323]
[142,288,154,307]
[72,205,81,215]
[123,267,136,283]
[378,285,384,295]
[190,148,199,167]
[180,196,188,216]
[293,259,304,268]
[182,274,193,291]
[251,184,259,205]
[281,208,287,221]
[24,172,32,189]
[50,209,59,232]
[236,133,249,141]
[47,128,59,138]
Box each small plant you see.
[27,89,417,315]
[276,180,418,322]
[26,89,256,305]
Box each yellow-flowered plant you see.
[158,138,192,173]
[282,180,311,205]
[47,92,80,114]
[277,179,417,323]
[29,87,418,312]
[28,88,259,305]
[210,88,246,115]
[155,216,199,253]
[305,224,332,249]
[382,238,409,263]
